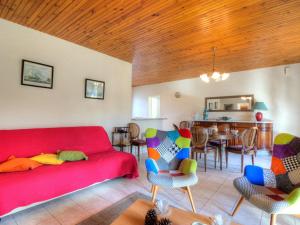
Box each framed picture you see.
[21,60,54,89]
[85,79,105,100]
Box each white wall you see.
[0,19,132,135]
[133,63,300,136]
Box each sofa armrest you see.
[179,158,197,174]
[244,165,276,187]
[145,158,159,174]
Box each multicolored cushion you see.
[145,128,198,188]
[233,133,300,215]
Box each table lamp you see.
[253,102,268,121]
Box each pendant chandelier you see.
[200,47,230,83]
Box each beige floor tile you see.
[44,196,90,225]
[13,206,59,225]
[261,212,296,225]
[0,215,17,225]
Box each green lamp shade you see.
[253,102,268,110]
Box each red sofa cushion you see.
[0,126,112,162]
[0,126,139,216]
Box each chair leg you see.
[138,145,140,162]
[219,147,222,170]
[231,196,244,216]
[241,153,244,173]
[200,153,202,159]
[270,214,277,225]
[152,185,159,203]
[214,149,217,169]
[225,150,228,168]
[251,154,255,165]
[150,185,154,193]
[186,186,196,213]
[204,153,207,172]
[130,144,133,154]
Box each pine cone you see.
[158,218,172,225]
[145,209,158,225]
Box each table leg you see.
[219,144,222,170]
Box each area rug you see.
[77,192,151,225]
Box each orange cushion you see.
[0,156,42,173]
[271,157,286,175]
[148,148,160,160]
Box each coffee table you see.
[110,199,211,225]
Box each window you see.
[148,96,160,118]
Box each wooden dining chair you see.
[191,126,218,172]
[225,127,258,173]
[172,123,179,130]
[128,123,146,161]
[179,121,191,129]
[209,123,230,147]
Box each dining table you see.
[208,132,240,170]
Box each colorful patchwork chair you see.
[145,128,198,212]
[232,133,300,225]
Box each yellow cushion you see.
[31,153,64,165]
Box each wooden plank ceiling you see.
[1,0,300,86]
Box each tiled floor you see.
[1,151,300,225]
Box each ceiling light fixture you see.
[200,47,230,83]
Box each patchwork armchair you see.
[232,133,300,225]
[145,128,198,212]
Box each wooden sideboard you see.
[192,120,273,151]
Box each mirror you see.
[205,95,254,112]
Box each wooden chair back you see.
[179,121,190,129]
[191,126,208,148]
[128,123,140,140]
[241,127,257,149]
[173,123,179,130]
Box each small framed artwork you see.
[85,79,105,100]
[21,59,54,89]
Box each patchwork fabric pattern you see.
[288,168,300,185]
[271,157,287,175]
[148,170,198,188]
[282,155,300,172]
[145,128,197,188]
[169,143,181,155]
[276,174,295,194]
[234,176,289,213]
[234,133,300,215]
[156,130,167,142]
[168,156,181,170]
[263,168,276,188]
[156,137,174,162]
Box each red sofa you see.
[0,126,138,217]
